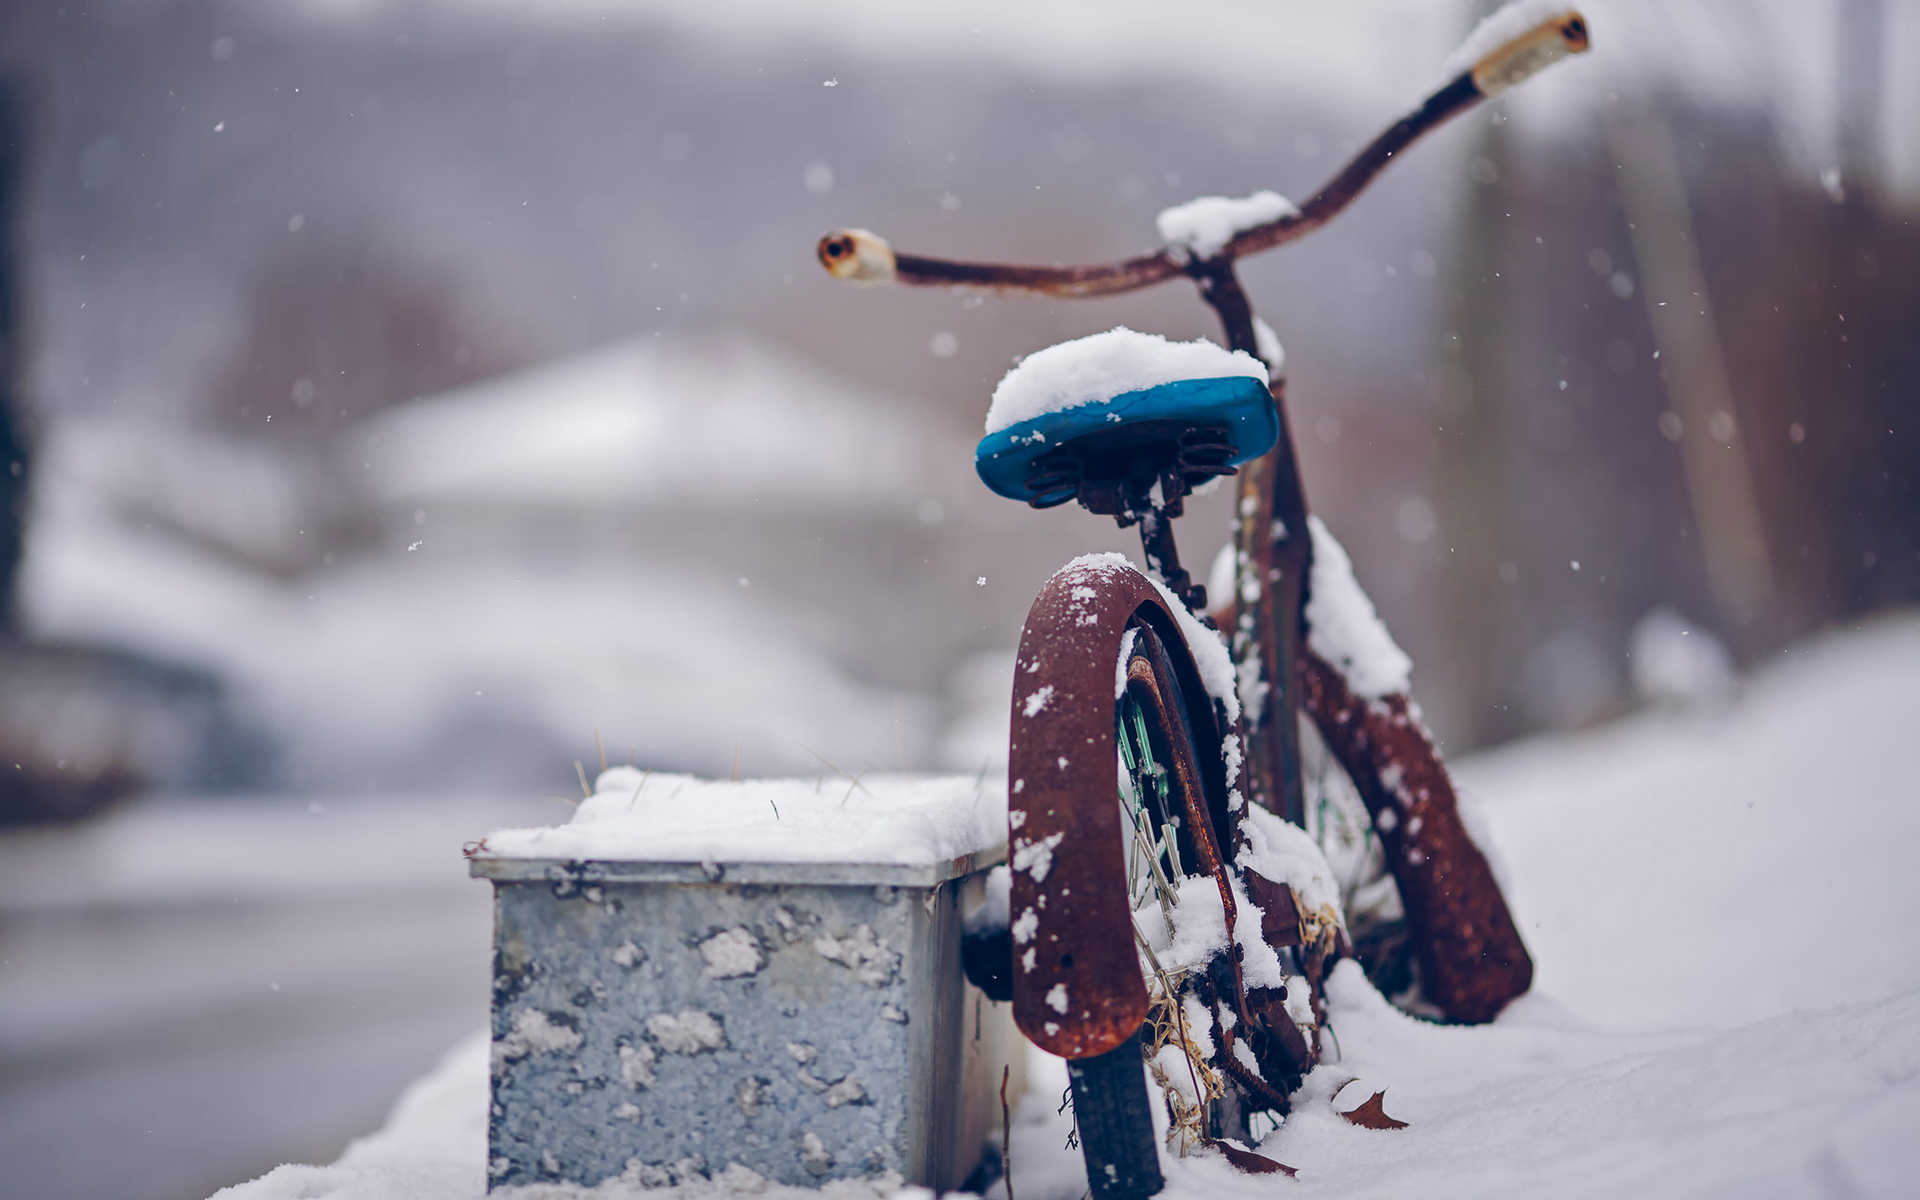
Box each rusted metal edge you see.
[1007,557,1223,1060]
[1296,646,1533,1023]
[468,845,1007,889]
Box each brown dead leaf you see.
[1338,1089,1409,1130]
[1209,1140,1298,1178]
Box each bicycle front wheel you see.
[1109,616,1236,1140]
[1007,558,1306,1198]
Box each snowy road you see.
[0,794,550,1200]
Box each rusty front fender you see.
[1006,555,1214,1060]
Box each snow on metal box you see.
[470,853,1010,1193]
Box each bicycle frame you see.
[819,11,1591,831]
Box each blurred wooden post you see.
[1608,112,1773,627]
[0,77,27,636]
[1433,112,1516,748]
[1836,0,1885,209]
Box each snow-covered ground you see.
[186,610,1920,1200]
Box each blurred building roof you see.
[363,335,959,515]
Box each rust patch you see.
[1298,647,1534,1023]
[1007,559,1219,1059]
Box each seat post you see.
[1137,505,1205,612]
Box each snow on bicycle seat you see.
[976,327,1277,507]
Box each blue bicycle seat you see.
[975,375,1278,506]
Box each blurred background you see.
[0,1,1913,1197]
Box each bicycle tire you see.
[1028,616,1219,1200]
[1116,622,1318,1128]
[1067,1030,1163,1200]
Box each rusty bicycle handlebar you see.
[817,11,1588,296]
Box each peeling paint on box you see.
[477,854,1009,1192]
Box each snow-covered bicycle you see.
[817,9,1591,1194]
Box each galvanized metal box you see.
[470,852,1012,1192]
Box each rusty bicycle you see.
[817,10,1591,1195]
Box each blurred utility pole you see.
[1433,114,1516,748]
[1836,0,1885,208]
[1608,112,1773,630]
[0,78,27,637]
[1432,0,1518,748]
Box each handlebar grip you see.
[817,228,897,284]
[1468,9,1591,98]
